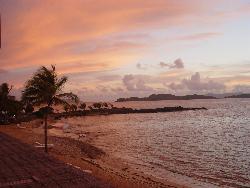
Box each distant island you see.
[116,94,216,102]
[225,94,250,98]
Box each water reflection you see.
[58,99,250,187]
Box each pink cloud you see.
[168,72,225,92]
[123,74,153,91]
[175,32,222,41]
[0,0,229,72]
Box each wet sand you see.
[0,120,186,188]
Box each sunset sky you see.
[0,0,250,101]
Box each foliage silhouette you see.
[22,65,79,152]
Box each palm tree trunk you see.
[44,113,48,153]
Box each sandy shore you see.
[0,120,186,188]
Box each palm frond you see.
[56,92,79,103]
[51,65,56,71]
[56,76,68,92]
[52,97,70,107]
[22,65,79,108]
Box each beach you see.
[0,99,249,187]
[0,119,183,188]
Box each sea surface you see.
[57,99,250,188]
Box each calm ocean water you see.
[58,99,250,188]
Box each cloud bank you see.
[122,74,153,91]
[168,72,225,92]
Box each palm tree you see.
[108,103,114,109]
[70,104,77,112]
[93,102,102,109]
[103,102,108,108]
[22,65,79,152]
[0,83,23,122]
[79,103,86,111]
[0,83,13,113]
[0,83,12,96]
[88,106,93,111]
[63,104,70,113]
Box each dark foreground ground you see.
[0,132,112,188]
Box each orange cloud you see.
[0,0,218,72]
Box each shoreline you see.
[0,106,207,125]
[55,106,207,120]
[0,120,186,188]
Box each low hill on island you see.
[225,94,250,98]
[116,94,217,102]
